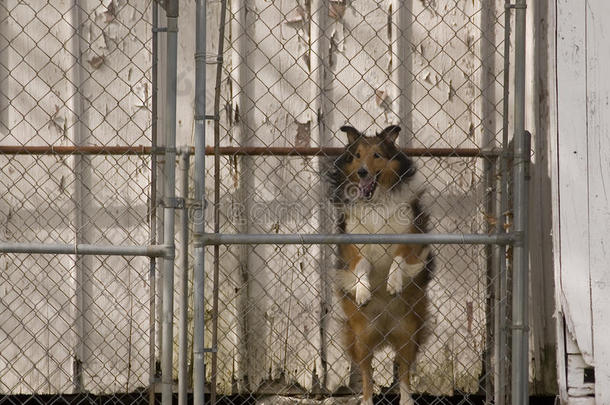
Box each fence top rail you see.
[0,145,501,158]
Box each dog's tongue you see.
[358,177,376,199]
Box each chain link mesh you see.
[1,0,513,404]
[0,0,154,399]
[204,0,509,403]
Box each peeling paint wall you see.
[0,0,559,399]
[0,0,152,394]
[186,0,508,397]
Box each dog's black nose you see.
[357,168,368,178]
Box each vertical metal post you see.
[494,2,512,403]
[179,152,190,405]
[193,0,207,404]
[480,1,498,400]
[211,0,228,403]
[162,1,179,405]
[511,0,530,403]
[494,157,508,405]
[150,2,159,403]
[70,0,87,393]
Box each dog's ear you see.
[340,125,361,145]
[378,125,401,143]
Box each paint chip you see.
[295,120,311,148]
[329,1,346,20]
[48,105,66,137]
[88,55,105,69]
[286,5,307,24]
[448,79,455,101]
[375,90,387,107]
[104,1,116,23]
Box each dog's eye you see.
[373,152,380,158]
[355,152,361,159]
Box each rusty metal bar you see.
[201,146,499,157]
[0,145,501,158]
[0,145,155,155]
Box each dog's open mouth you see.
[358,175,378,200]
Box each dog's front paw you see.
[355,282,371,306]
[399,395,415,405]
[387,256,404,295]
[399,381,415,405]
[354,258,372,305]
[404,246,431,277]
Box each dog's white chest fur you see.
[336,172,428,296]
[345,184,418,271]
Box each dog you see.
[330,125,433,405]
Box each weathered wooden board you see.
[585,0,610,401]
[566,355,594,397]
[555,0,593,365]
[211,0,504,397]
[526,0,557,393]
[555,0,610,402]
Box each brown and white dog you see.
[330,125,433,405]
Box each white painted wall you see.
[0,0,562,398]
[198,0,507,396]
[553,0,610,402]
[0,0,152,395]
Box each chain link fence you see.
[1,0,519,404]
[204,0,511,404]
[0,0,154,400]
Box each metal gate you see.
[0,0,530,405]
[194,0,529,404]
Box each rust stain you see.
[482,211,497,227]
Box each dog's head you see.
[330,125,415,203]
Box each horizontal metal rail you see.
[0,242,168,257]
[0,145,501,158]
[202,233,513,245]
[0,145,155,155]
[201,146,500,157]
